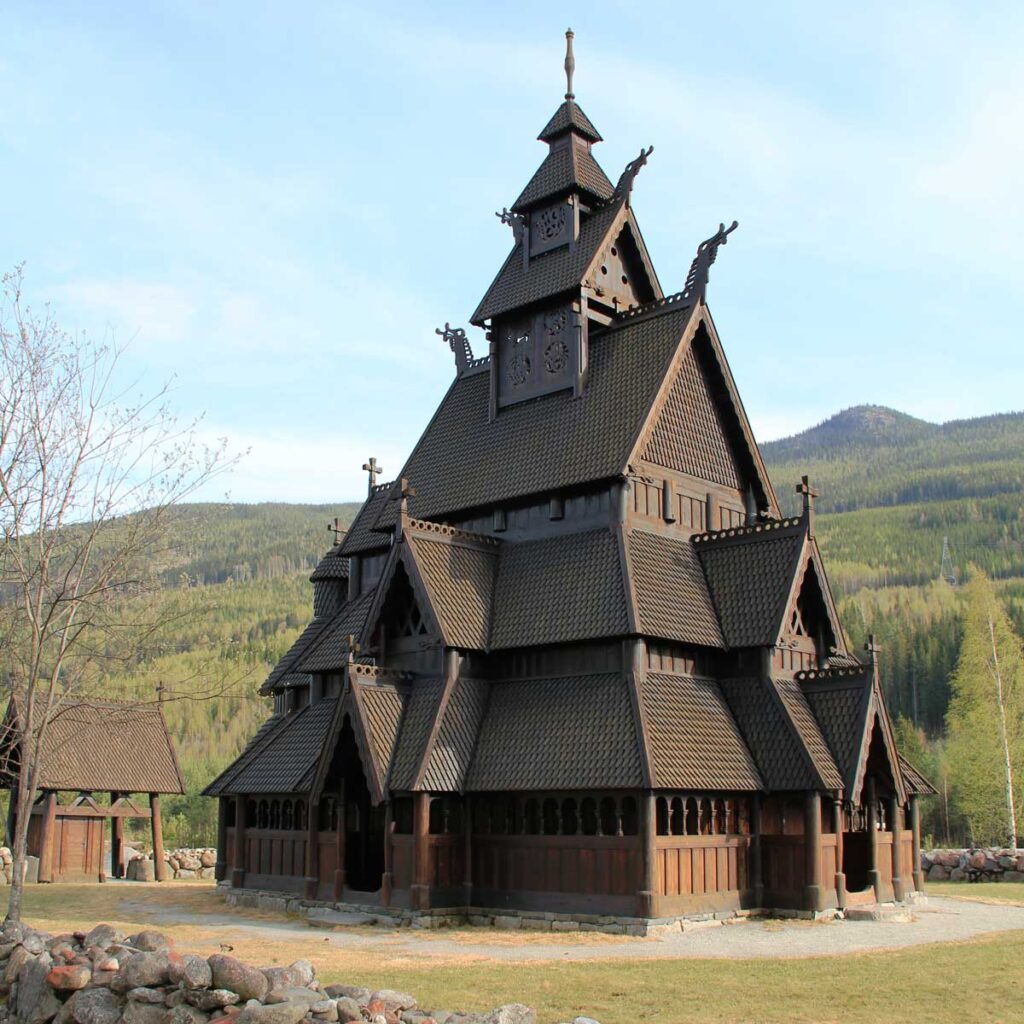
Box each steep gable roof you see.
[538,100,602,143]
[419,676,490,792]
[694,519,806,648]
[467,673,642,790]
[389,677,446,792]
[2,698,185,796]
[772,675,843,790]
[296,589,376,673]
[381,302,695,524]
[625,527,725,648]
[490,528,627,649]
[259,616,331,695]
[640,673,762,791]
[512,137,614,211]
[347,678,407,803]
[339,483,394,556]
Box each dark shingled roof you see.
[641,673,762,791]
[339,484,394,556]
[310,547,349,581]
[420,677,490,792]
[259,616,331,695]
[297,589,375,672]
[204,699,336,796]
[2,699,184,795]
[627,528,725,648]
[353,681,406,791]
[388,678,445,792]
[472,198,623,324]
[718,677,820,791]
[385,303,694,522]
[772,675,843,790]
[641,337,744,490]
[512,138,614,211]
[801,673,873,794]
[538,100,603,143]
[467,673,642,791]
[408,531,499,650]
[695,522,805,648]
[490,528,627,649]
[898,753,937,796]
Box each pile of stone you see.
[922,847,1024,882]
[125,850,218,882]
[0,921,598,1024]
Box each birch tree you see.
[0,267,236,921]
[946,568,1023,847]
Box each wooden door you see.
[56,818,100,880]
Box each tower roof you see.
[537,99,603,143]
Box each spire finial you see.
[564,28,575,100]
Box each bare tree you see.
[0,266,237,921]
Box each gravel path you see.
[128,895,1024,962]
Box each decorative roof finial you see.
[564,28,575,101]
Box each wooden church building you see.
[207,33,933,920]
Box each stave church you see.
[206,32,934,922]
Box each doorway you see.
[336,718,384,893]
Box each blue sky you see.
[2,2,1021,503]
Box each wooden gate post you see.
[804,791,823,913]
[832,797,846,909]
[231,795,247,888]
[111,794,125,880]
[889,795,904,901]
[411,792,431,911]
[909,796,925,891]
[37,791,58,883]
[150,794,166,881]
[303,801,319,900]
[214,798,228,882]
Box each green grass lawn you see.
[928,880,1024,905]
[11,883,1024,1024]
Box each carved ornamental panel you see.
[529,200,573,257]
[497,304,578,407]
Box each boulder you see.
[324,986,369,1004]
[264,987,322,1008]
[184,990,240,1011]
[927,864,949,881]
[262,963,315,991]
[17,955,63,1024]
[128,989,170,1005]
[22,931,47,955]
[130,860,156,883]
[372,990,417,1013]
[46,964,92,991]
[168,954,212,990]
[63,987,123,1024]
[199,852,217,868]
[208,956,269,1003]
[969,851,987,870]
[25,855,40,884]
[112,953,172,993]
[334,998,363,1023]
[310,1000,338,1021]
[486,1007,536,1024]
[132,932,172,953]
[83,925,126,950]
[168,1006,209,1024]
[7,944,34,984]
[234,1003,308,1024]
[121,1001,171,1024]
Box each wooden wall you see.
[654,835,750,915]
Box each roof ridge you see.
[691,517,804,546]
[610,289,694,327]
[407,518,502,548]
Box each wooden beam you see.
[231,795,246,888]
[866,778,881,902]
[832,797,846,909]
[637,791,657,918]
[462,796,473,908]
[150,794,167,882]
[909,796,924,892]
[111,793,125,879]
[303,802,319,900]
[381,801,393,907]
[411,792,430,911]
[804,791,823,913]
[37,791,58,883]
[214,798,228,882]
[889,795,904,902]
[750,794,764,907]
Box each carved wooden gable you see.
[587,225,654,314]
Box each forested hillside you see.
[73,404,1023,848]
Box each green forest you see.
[55,404,1024,850]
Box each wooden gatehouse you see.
[206,32,934,920]
[0,698,184,882]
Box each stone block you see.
[492,916,521,931]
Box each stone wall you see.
[922,848,1024,882]
[0,921,596,1024]
[126,850,218,882]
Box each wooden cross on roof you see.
[362,457,383,495]
[796,475,819,537]
[327,517,347,545]
[865,634,881,668]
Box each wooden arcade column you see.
[411,792,430,911]
[214,798,228,882]
[804,791,824,913]
[231,794,247,888]
[303,801,319,900]
[638,791,657,918]
[750,794,764,906]
[832,797,846,908]
[909,796,925,891]
[889,795,904,901]
[866,778,881,902]
[149,793,167,881]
